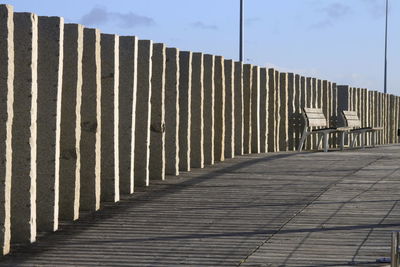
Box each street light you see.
[384,0,388,94]
[239,0,244,62]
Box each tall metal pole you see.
[239,0,244,62]
[384,0,388,94]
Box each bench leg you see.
[350,133,357,148]
[317,134,323,151]
[340,132,346,151]
[298,129,308,152]
[323,133,329,152]
[372,131,376,147]
[361,132,365,149]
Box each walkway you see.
[1,145,400,266]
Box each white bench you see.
[341,110,383,148]
[298,108,347,152]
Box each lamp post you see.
[384,0,388,94]
[239,0,244,62]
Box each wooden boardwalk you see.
[1,145,400,266]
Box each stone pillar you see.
[294,75,301,150]
[134,40,152,186]
[299,76,307,150]
[11,12,38,244]
[80,28,101,212]
[203,55,214,164]
[259,68,268,153]
[118,36,137,194]
[224,60,235,159]
[59,24,83,221]
[100,34,119,202]
[287,73,295,151]
[36,16,64,232]
[243,64,252,154]
[322,81,329,124]
[234,62,243,156]
[165,48,179,175]
[214,56,225,161]
[267,69,276,152]
[149,43,166,179]
[337,85,350,146]
[274,70,280,151]
[331,83,338,148]
[178,51,191,171]
[251,66,260,154]
[305,78,313,150]
[190,52,204,168]
[279,73,288,151]
[0,4,13,255]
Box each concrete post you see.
[243,64,252,154]
[190,52,204,168]
[149,43,166,179]
[100,34,119,202]
[259,68,268,153]
[0,4,13,255]
[305,78,313,150]
[59,24,83,221]
[214,56,225,161]
[234,62,243,156]
[203,55,214,164]
[165,48,180,175]
[178,51,191,171]
[11,12,38,244]
[80,28,101,212]
[294,74,301,150]
[299,76,306,150]
[279,73,288,151]
[36,16,64,232]
[274,70,280,151]
[224,60,235,159]
[287,73,295,151]
[251,66,260,154]
[118,36,137,194]
[267,69,276,152]
[332,83,338,148]
[134,40,152,186]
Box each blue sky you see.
[3,0,399,95]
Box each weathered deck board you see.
[1,145,400,266]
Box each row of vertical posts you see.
[1,4,400,256]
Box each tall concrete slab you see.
[0,4,13,255]
[267,69,276,152]
[178,51,191,171]
[279,73,288,151]
[59,24,83,221]
[234,62,243,156]
[203,55,214,164]
[273,70,280,151]
[287,73,295,151]
[299,76,306,150]
[214,56,225,161]
[36,16,64,232]
[150,44,166,179]
[11,12,38,244]
[251,66,260,154]
[190,52,204,168]
[259,68,268,153]
[165,48,179,175]
[243,64,252,154]
[134,40,152,186]
[305,78,313,150]
[80,28,101,212]
[100,34,119,202]
[224,60,235,159]
[294,75,301,150]
[118,36,137,194]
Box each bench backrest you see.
[303,108,327,128]
[342,110,361,128]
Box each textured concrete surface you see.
[134,40,152,187]
[214,56,225,162]
[100,34,119,202]
[243,64,252,154]
[259,68,268,153]
[178,51,191,172]
[1,145,399,266]
[36,16,64,233]
[149,43,166,180]
[234,62,244,156]
[267,69,277,152]
[287,73,295,151]
[190,53,204,168]
[224,59,234,159]
[251,66,260,154]
[165,48,179,176]
[0,4,13,255]
[11,12,38,244]
[279,72,288,152]
[59,24,83,222]
[203,54,214,165]
[80,28,101,212]
[118,36,137,194]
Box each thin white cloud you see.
[80,7,155,28]
[191,21,218,30]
